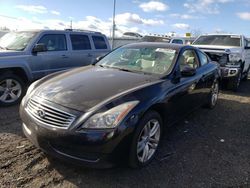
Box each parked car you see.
[170,37,196,45]
[0,29,110,106]
[193,34,250,91]
[20,43,220,168]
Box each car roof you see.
[122,42,193,51]
[13,29,106,36]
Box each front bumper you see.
[20,100,134,168]
[220,66,241,79]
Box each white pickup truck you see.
[193,34,250,91]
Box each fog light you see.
[230,70,236,74]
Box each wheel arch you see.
[0,67,31,84]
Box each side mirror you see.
[92,56,104,65]
[181,66,196,77]
[32,43,47,53]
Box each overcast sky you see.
[0,0,250,37]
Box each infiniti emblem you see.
[37,109,46,118]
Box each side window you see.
[244,39,249,47]
[92,36,107,49]
[70,35,91,50]
[197,51,208,66]
[38,34,67,51]
[171,39,183,44]
[179,49,199,71]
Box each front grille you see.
[26,98,76,129]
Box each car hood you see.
[0,50,26,57]
[192,45,242,53]
[33,66,159,112]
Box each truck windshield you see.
[193,35,241,47]
[0,32,37,51]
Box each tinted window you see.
[171,39,183,44]
[70,35,91,50]
[92,36,107,49]
[197,51,208,66]
[38,34,67,51]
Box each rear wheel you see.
[0,73,26,106]
[204,80,219,109]
[129,111,162,168]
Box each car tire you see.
[0,73,26,106]
[242,65,250,81]
[204,79,219,109]
[128,110,162,168]
[227,71,242,91]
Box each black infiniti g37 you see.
[20,43,220,168]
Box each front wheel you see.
[227,71,242,91]
[0,73,26,106]
[242,65,250,81]
[129,111,162,168]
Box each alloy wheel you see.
[211,81,219,106]
[0,79,22,103]
[137,119,161,163]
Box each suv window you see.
[171,39,183,44]
[197,51,208,66]
[38,34,67,51]
[92,36,107,49]
[179,49,199,71]
[70,35,91,50]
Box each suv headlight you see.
[82,101,139,129]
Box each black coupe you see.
[20,43,220,168]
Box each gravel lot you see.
[0,78,250,188]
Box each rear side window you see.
[92,36,107,49]
[38,34,67,51]
[70,35,91,50]
[197,51,208,66]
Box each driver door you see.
[166,49,206,122]
[28,34,71,79]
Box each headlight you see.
[82,101,139,129]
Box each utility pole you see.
[70,20,73,30]
[111,0,116,49]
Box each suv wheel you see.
[242,65,250,81]
[204,80,219,109]
[129,111,162,168]
[0,73,26,106]
[227,71,242,91]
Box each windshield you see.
[97,46,177,75]
[0,32,37,51]
[193,35,241,47]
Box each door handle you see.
[61,55,69,58]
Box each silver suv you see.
[0,29,111,106]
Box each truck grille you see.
[26,98,76,129]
